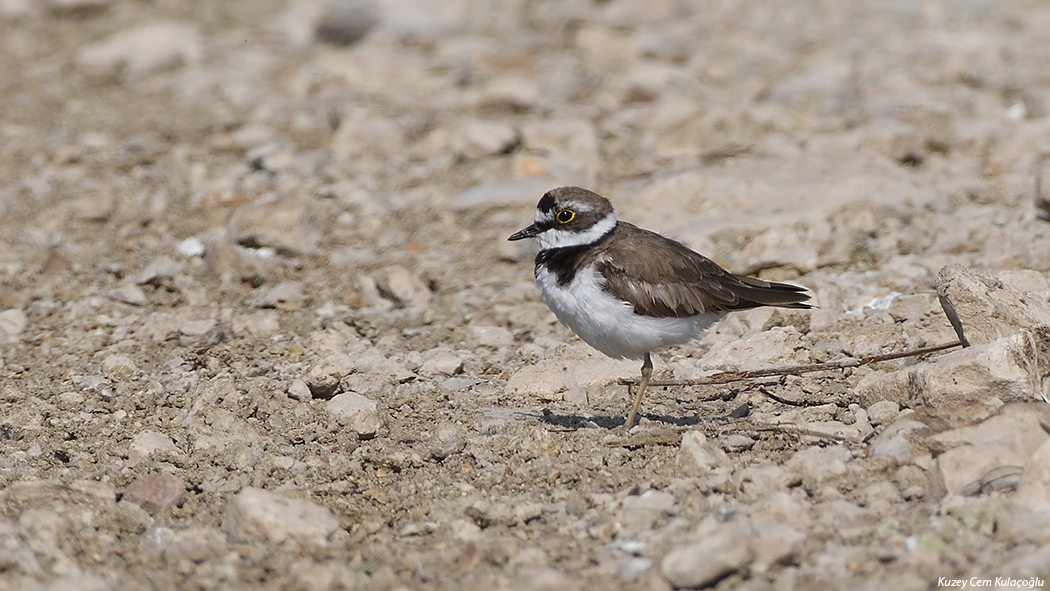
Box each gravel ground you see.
[4,1,1050,590]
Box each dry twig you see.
[617,341,962,387]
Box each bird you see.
[508,186,812,429]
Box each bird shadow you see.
[538,408,732,431]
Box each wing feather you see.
[594,223,811,318]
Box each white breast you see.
[535,265,724,360]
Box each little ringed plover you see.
[509,186,812,429]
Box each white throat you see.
[536,212,617,250]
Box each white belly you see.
[535,265,723,360]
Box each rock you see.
[229,197,325,257]
[750,522,804,573]
[428,425,465,461]
[1016,438,1050,512]
[108,284,149,306]
[856,330,1050,427]
[519,120,600,182]
[929,404,1048,497]
[867,414,932,464]
[996,270,1049,294]
[697,326,808,372]
[452,120,519,159]
[465,499,543,529]
[374,265,431,308]
[287,378,312,401]
[475,77,541,111]
[101,353,137,379]
[449,177,559,211]
[223,488,339,547]
[178,318,224,348]
[163,527,228,564]
[77,22,201,78]
[248,281,304,310]
[615,150,937,248]
[129,430,179,465]
[866,400,900,426]
[660,523,754,589]
[735,226,818,275]
[0,308,27,339]
[677,430,732,477]
[504,344,638,402]
[619,490,675,531]
[737,465,801,499]
[325,392,382,437]
[937,265,1050,346]
[314,0,378,46]
[418,348,464,377]
[0,479,116,512]
[865,104,953,163]
[123,473,185,515]
[304,352,355,398]
[469,325,514,348]
[785,445,851,491]
[135,255,182,285]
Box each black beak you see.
[508,224,540,241]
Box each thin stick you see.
[616,341,962,387]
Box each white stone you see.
[77,22,201,77]
[660,523,754,588]
[304,352,355,399]
[469,325,514,348]
[287,378,312,401]
[1016,438,1050,512]
[325,392,382,437]
[931,404,1048,496]
[452,120,518,160]
[418,349,464,377]
[504,344,639,402]
[0,308,27,336]
[937,264,1050,346]
[223,487,339,547]
[374,265,431,308]
[785,445,851,490]
[677,430,731,477]
[866,400,901,426]
[129,431,178,465]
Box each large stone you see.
[77,22,200,78]
[228,196,325,257]
[325,392,382,437]
[374,265,431,308]
[504,344,639,402]
[123,473,186,515]
[930,404,1050,497]
[223,487,339,547]
[856,330,1050,427]
[1016,438,1050,512]
[677,430,732,477]
[660,523,754,589]
[937,265,1050,346]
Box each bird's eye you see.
[557,210,575,224]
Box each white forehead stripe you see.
[536,211,617,250]
[535,200,599,224]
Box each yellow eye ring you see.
[557,210,575,224]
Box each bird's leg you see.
[624,353,653,430]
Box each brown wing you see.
[594,223,811,318]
